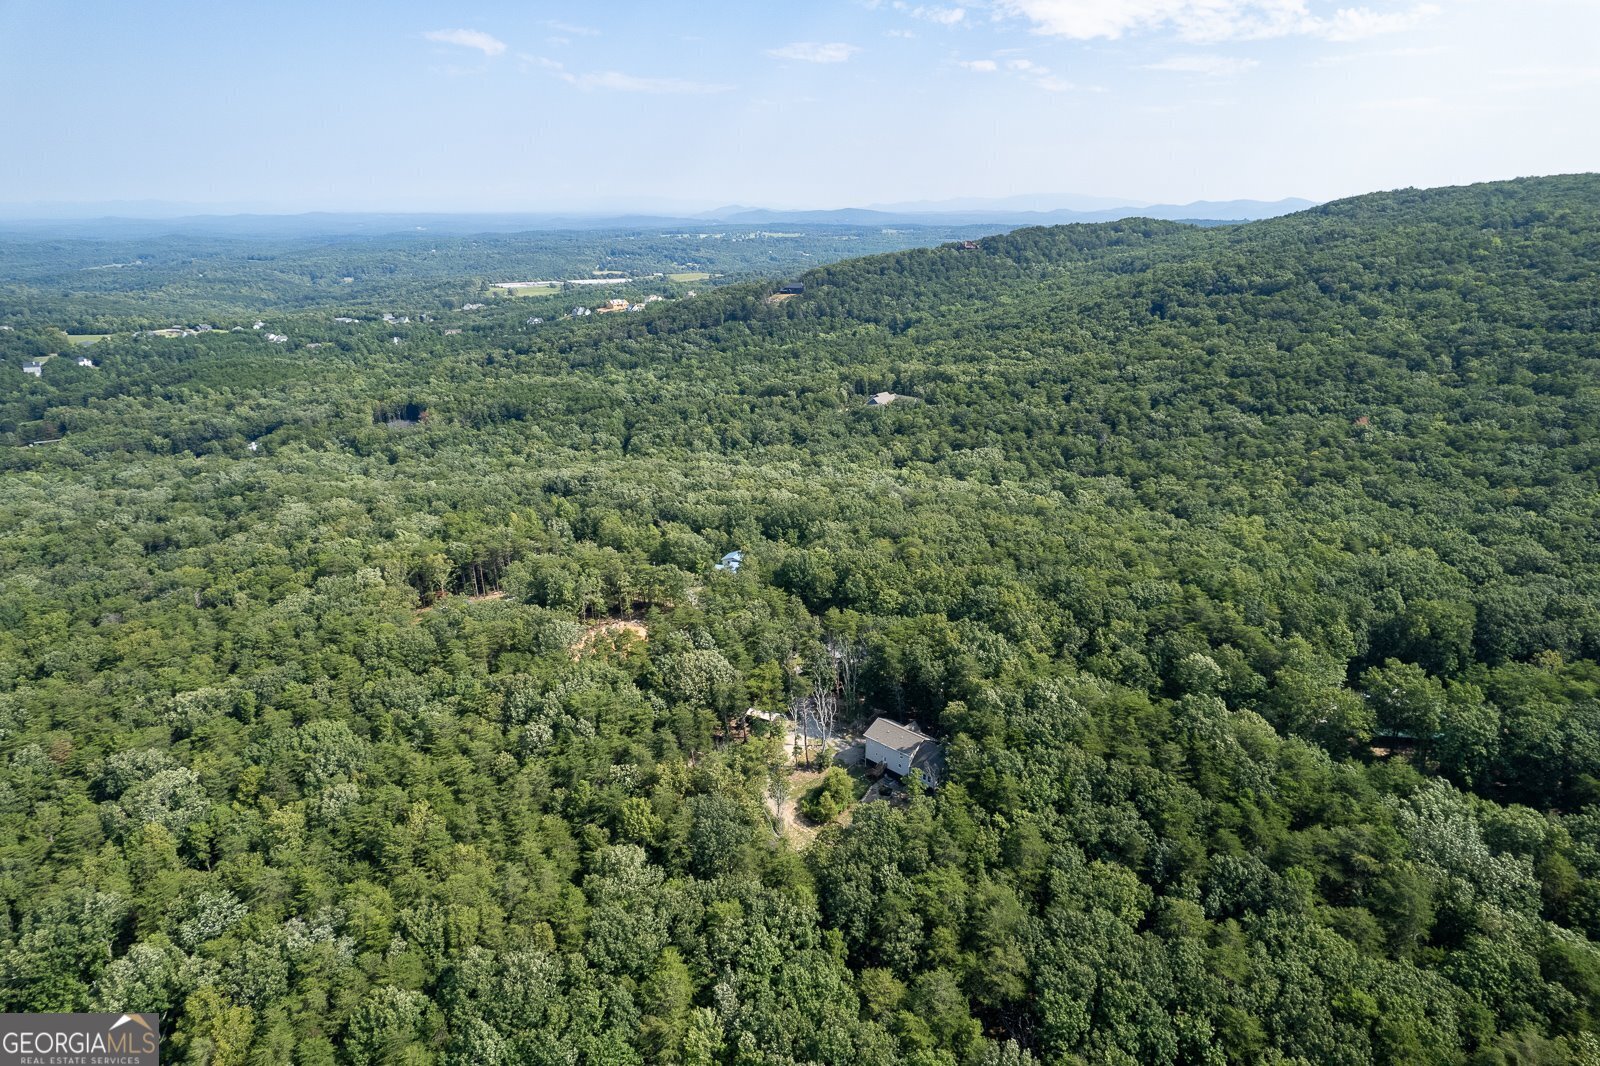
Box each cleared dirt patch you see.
[769,767,825,849]
[571,618,649,657]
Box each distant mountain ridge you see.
[701,197,1316,227]
[0,195,1319,240]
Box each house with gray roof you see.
[863,718,941,783]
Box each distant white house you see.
[461,303,485,311]
[571,307,592,318]
[391,336,403,345]
[715,550,745,573]
[253,321,265,330]
[863,718,941,781]
[75,356,96,367]
[526,317,544,325]
[247,440,260,452]
[265,333,288,344]
[334,317,359,324]
[868,392,899,406]
[443,329,462,336]
[22,361,43,377]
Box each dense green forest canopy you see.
[2,174,1599,1064]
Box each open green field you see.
[65,333,111,345]
[668,271,711,282]
[493,283,560,297]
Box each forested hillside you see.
[2,174,1599,1064]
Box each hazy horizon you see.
[0,192,1326,223]
[3,0,1596,214]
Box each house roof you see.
[864,717,936,755]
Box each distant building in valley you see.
[867,392,899,406]
[22,361,44,377]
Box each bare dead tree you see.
[766,761,790,837]
[826,634,864,727]
[789,691,813,769]
[808,677,839,771]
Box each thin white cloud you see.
[1311,43,1448,66]
[545,20,599,37]
[1323,5,1439,41]
[1144,54,1260,76]
[1033,74,1077,91]
[996,1,1440,43]
[584,70,732,94]
[423,28,506,57]
[969,56,1080,91]
[530,56,731,94]
[767,42,861,63]
[894,3,967,24]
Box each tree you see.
[1361,659,1447,746]
[801,767,854,824]
[639,948,693,1061]
[174,987,255,1066]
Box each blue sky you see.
[1,0,1596,212]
